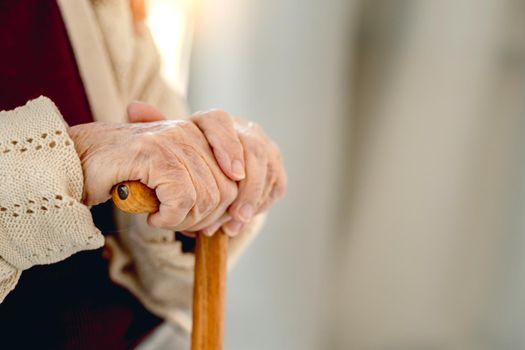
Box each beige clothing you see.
[0,98,103,301]
[0,0,262,333]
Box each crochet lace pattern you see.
[0,97,103,302]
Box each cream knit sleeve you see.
[0,97,104,302]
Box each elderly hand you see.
[68,119,239,232]
[127,102,287,236]
[219,117,287,236]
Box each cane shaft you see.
[191,230,228,350]
[111,181,228,350]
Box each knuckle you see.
[137,132,161,154]
[180,119,194,129]
[247,179,265,198]
[178,187,197,212]
[208,189,221,210]
[188,186,198,205]
[222,183,238,205]
[184,121,202,136]
[209,109,231,122]
[189,115,206,129]
[193,109,232,125]
[250,140,267,159]
[197,187,220,215]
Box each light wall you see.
[187,0,356,349]
[181,1,525,349]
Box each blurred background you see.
[148,0,525,349]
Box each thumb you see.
[127,101,167,123]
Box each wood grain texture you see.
[192,231,228,350]
[111,181,228,350]
[111,181,159,214]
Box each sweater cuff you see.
[0,97,104,302]
[0,257,21,303]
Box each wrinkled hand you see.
[68,119,238,232]
[219,117,287,235]
[127,102,287,236]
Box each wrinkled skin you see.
[69,103,287,236]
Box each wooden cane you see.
[111,181,228,350]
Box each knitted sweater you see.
[0,0,264,336]
[0,2,165,347]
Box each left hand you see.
[127,102,287,236]
[217,116,287,236]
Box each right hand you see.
[68,120,238,232]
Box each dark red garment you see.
[0,0,93,125]
[0,1,163,348]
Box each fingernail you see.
[224,221,243,237]
[239,204,253,222]
[231,160,245,179]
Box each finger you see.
[256,145,287,212]
[147,186,196,230]
[223,219,245,237]
[228,137,268,223]
[192,110,246,181]
[200,213,232,237]
[127,101,166,123]
[180,231,197,238]
[257,173,286,214]
[260,164,287,212]
[259,161,276,208]
[183,179,236,232]
[146,166,196,230]
[173,142,228,231]
[271,161,288,201]
[256,181,277,214]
